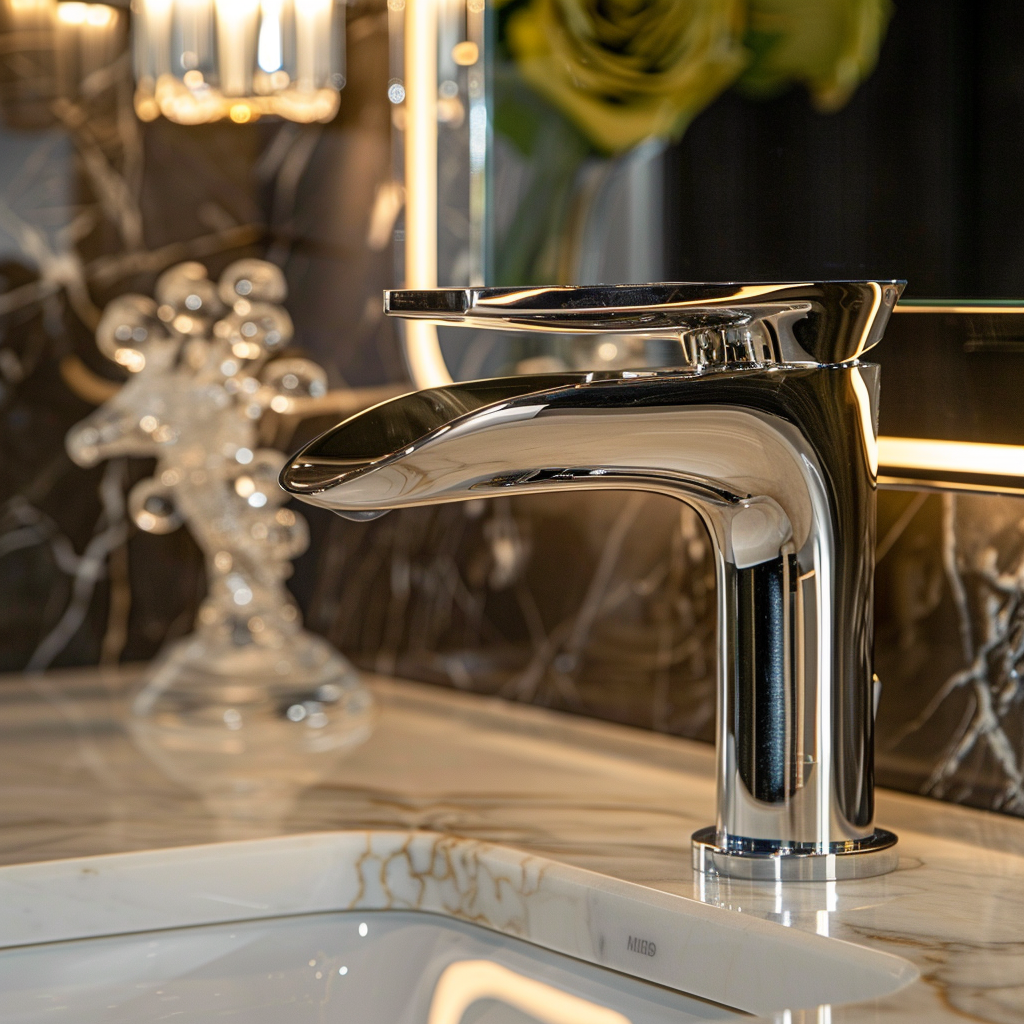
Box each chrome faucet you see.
[280,282,903,881]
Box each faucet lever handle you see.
[385,281,904,367]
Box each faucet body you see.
[281,282,903,880]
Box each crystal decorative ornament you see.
[67,259,373,819]
[131,0,345,124]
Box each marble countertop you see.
[1,667,1022,1022]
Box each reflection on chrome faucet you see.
[66,259,372,821]
[281,282,902,881]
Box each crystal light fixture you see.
[55,1,123,94]
[131,0,345,124]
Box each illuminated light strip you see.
[403,0,454,388]
[878,436,1024,477]
[427,960,630,1024]
[892,303,1024,314]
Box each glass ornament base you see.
[129,620,373,823]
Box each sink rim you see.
[0,829,918,1016]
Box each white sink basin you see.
[0,831,917,1022]
[0,910,739,1023]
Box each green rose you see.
[506,0,747,155]
[739,0,894,111]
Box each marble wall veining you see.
[875,490,1024,812]
[2,1,1024,823]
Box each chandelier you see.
[131,0,345,124]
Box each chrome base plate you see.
[691,827,899,881]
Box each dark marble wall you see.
[875,490,1024,812]
[0,0,404,671]
[306,494,718,739]
[2,0,1023,823]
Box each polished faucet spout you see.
[281,282,904,881]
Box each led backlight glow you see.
[878,437,1024,478]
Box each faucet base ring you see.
[691,827,898,881]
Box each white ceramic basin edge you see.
[0,830,917,1016]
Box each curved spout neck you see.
[281,362,895,878]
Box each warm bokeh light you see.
[451,40,478,65]
[55,3,117,27]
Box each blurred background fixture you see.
[132,0,346,124]
[0,0,127,128]
[3,0,1024,822]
